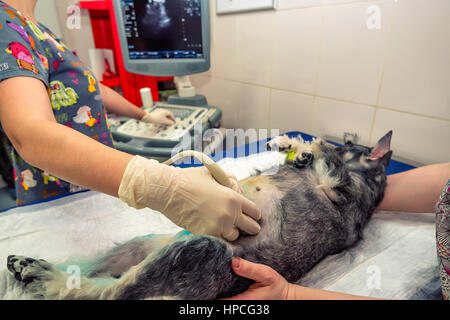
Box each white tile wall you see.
[270,89,315,134]
[372,108,450,164]
[35,0,63,39]
[211,11,275,86]
[192,0,450,165]
[314,97,376,146]
[277,0,380,10]
[378,0,450,120]
[191,76,271,131]
[62,0,449,165]
[271,7,323,94]
[55,0,96,70]
[316,1,394,106]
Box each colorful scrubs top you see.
[436,181,450,300]
[0,2,113,205]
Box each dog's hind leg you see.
[88,233,179,278]
[114,235,252,300]
[7,255,120,299]
[7,254,175,300]
[7,235,251,300]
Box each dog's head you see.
[333,131,393,229]
[338,131,393,177]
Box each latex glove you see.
[227,172,243,194]
[140,108,176,126]
[118,156,262,241]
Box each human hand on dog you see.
[227,172,243,194]
[118,156,261,241]
[222,258,294,300]
[224,258,378,300]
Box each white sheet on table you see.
[0,152,441,299]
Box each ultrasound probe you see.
[163,151,240,193]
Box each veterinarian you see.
[226,163,450,300]
[0,0,261,241]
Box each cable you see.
[163,151,240,192]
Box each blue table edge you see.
[0,131,414,213]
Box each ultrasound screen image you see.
[121,0,204,59]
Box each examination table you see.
[0,132,442,300]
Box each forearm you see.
[99,84,145,120]
[18,118,133,197]
[288,284,378,300]
[376,163,450,212]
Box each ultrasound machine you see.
[110,0,222,162]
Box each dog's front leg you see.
[266,135,315,168]
[293,138,338,168]
[265,135,303,153]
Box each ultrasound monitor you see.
[113,0,210,77]
[110,1,222,161]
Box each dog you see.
[6,131,393,299]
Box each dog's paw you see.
[7,255,60,298]
[265,135,293,152]
[293,152,314,168]
[7,255,55,282]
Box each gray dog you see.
[6,131,393,300]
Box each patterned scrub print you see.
[5,41,38,74]
[0,1,113,205]
[436,180,450,300]
[49,80,79,111]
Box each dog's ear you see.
[376,150,393,169]
[369,131,392,161]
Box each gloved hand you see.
[118,156,262,241]
[140,108,176,126]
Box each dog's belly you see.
[231,175,284,248]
